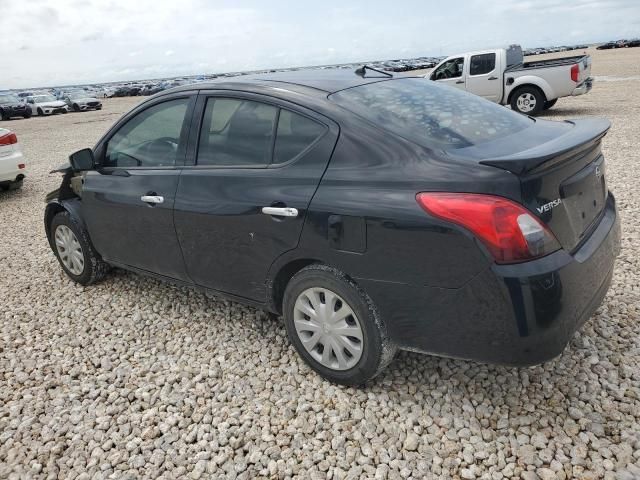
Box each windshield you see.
[0,94,20,103]
[34,95,57,102]
[329,78,533,149]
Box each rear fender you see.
[507,76,554,103]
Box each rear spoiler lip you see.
[480,118,611,175]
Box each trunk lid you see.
[479,118,610,252]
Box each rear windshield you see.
[329,78,533,149]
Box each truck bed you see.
[506,55,588,72]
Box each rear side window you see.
[197,98,277,166]
[330,78,532,149]
[470,53,496,75]
[273,110,326,164]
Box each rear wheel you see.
[0,110,9,121]
[7,179,23,190]
[510,86,544,116]
[543,99,558,110]
[283,265,396,385]
[50,211,110,285]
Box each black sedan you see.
[0,93,32,120]
[44,69,620,385]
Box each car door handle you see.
[488,76,499,80]
[141,195,164,204]
[261,207,299,217]
[455,80,465,84]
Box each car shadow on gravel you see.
[537,107,593,118]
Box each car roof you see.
[168,69,399,96]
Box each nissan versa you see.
[45,69,620,385]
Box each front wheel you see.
[50,211,110,285]
[543,99,558,110]
[283,265,396,385]
[0,110,9,121]
[37,108,44,116]
[510,86,545,116]
[23,111,32,119]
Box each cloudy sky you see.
[1,0,638,88]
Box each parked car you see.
[428,45,593,115]
[626,39,640,48]
[597,42,618,50]
[0,128,25,190]
[0,93,32,120]
[45,70,620,385]
[25,95,69,116]
[63,92,102,112]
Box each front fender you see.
[44,197,87,251]
[508,76,555,102]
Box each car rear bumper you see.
[358,193,620,366]
[572,77,593,96]
[0,150,26,183]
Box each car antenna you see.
[355,65,393,78]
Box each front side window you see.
[470,53,496,76]
[197,98,277,166]
[105,98,189,168]
[273,110,326,164]
[432,57,464,80]
[330,78,533,149]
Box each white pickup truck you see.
[428,45,593,115]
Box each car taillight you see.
[570,64,579,82]
[416,193,560,264]
[0,132,17,146]
[18,164,25,169]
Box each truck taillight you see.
[416,193,560,264]
[0,132,17,146]
[570,64,579,83]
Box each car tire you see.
[23,111,32,119]
[37,108,43,116]
[510,86,545,116]
[283,264,396,386]
[0,110,9,121]
[7,179,23,190]
[543,99,558,110]
[50,211,110,286]
[73,104,80,112]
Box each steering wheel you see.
[136,137,178,165]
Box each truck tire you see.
[543,99,558,110]
[510,86,545,116]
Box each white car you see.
[25,94,69,116]
[0,128,25,190]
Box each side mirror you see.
[69,148,95,171]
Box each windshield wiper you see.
[355,65,393,78]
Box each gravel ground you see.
[1,47,639,480]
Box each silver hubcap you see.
[54,225,84,275]
[516,93,537,113]
[293,287,364,371]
